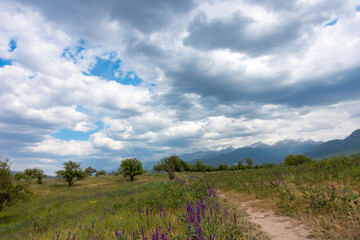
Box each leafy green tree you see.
[95,170,106,176]
[84,166,97,176]
[284,155,312,166]
[175,159,191,172]
[229,165,238,171]
[195,160,207,173]
[246,158,253,167]
[56,160,85,186]
[237,160,243,169]
[218,164,229,171]
[118,158,143,181]
[23,168,47,184]
[154,155,180,180]
[0,158,33,212]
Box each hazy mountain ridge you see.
[147,129,360,169]
[179,147,235,162]
[183,139,321,166]
[308,129,360,158]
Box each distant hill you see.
[179,147,235,162]
[308,129,360,158]
[188,139,321,166]
[147,129,360,169]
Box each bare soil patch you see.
[218,190,318,240]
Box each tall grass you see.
[200,155,360,239]
[0,173,265,239]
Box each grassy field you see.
[200,155,360,239]
[1,155,359,239]
[0,172,264,240]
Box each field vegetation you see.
[1,155,360,239]
[0,171,265,239]
[200,155,360,239]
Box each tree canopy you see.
[118,158,143,181]
[284,155,312,165]
[153,155,182,180]
[23,168,47,184]
[0,158,33,212]
[84,166,97,176]
[56,160,85,186]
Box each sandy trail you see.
[218,191,316,240]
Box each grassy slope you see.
[0,173,265,240]
[200,155,360,239]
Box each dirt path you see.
[218,190,317,240]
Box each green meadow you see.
[0,173,263,240]
[1,155,360,239]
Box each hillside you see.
[308,129,360,158]
[188,140,320,166]
[179,147,235,162]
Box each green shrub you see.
[284,154,312,165]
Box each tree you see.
[0,158,33,212]
[284,155,312,166]
[56,160,85,186]
[154,155,180,180]
[118,158,143,181]
[23,168,47,184]
[84,166,97,176]
[195,160,207,173]
[246,158,253,167]
[95,170,106,176]
[218,164,229,171]
[237,160,243,169]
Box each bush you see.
[118,158,143,181]
[23,168,47,184]
[56,160,85,186]
[284,154,312,165]
[95,170,106,176]
[0,158,33,212]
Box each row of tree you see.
[1,154,312,212]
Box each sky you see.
[1,0,360,174]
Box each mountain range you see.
[177,129,360,166]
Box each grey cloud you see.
[183,11,302,56]
[273,67,360,107]
[183,0,349,56]
[15,0,196,33]
[165,58,360,109]
[249,0,297,10]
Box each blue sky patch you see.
[9,39,17,52]
[356,5,360,12]
[62,46,85,63]
[52,127,99,141]
[324,18,338,27]
[0,58,12,67]
[89,56,143,86]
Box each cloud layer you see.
[1,0,360,174]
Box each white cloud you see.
[1,0,360,173]
[90,131,124,150]
[30,137,98,156]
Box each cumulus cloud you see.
[30,137,98,156]
[1,0,360,174]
